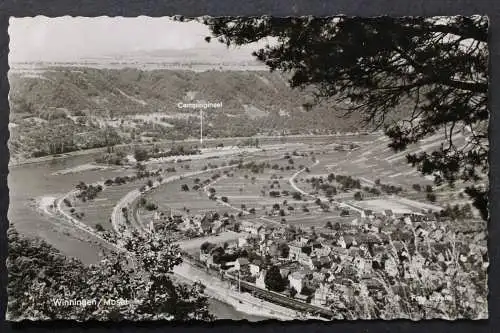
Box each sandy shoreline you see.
[51,163,110,176]
[33,195,58,215]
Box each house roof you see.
[212,220,224,228]
[357,233,383,244]
[289,271,307,280]
[319,256,331,264]
[320,267,331,274]
[281,261,302,270]
[241,220,254,227]
[342,235,355,244]
[236,257,250,265]
[251,259,263,266]
[331,247,349,255]
[391,240,405,252]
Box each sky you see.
[8,16,268,63]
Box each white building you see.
[241,221,264,235]
[256,270,267,289]
[385,256,398,277]
[288,271,306,294]
[311,283,329,306]
[249,259,263,276]
[238,237,249,248]
[299,236,310,246]
[298,253,315,270]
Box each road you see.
[111,188,144,235]
[231,278,333,319]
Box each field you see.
[351,197,443,215]
[134,138,401,233]
[60,171,151,231]
[59,129,482,237]
[288,132,479,216]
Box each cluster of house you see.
[354,206,438,223]
[152,210,239,235]
[148,199,449,307]
[192,202,452,308]
[162,211,276,236]
[198,220,426,306]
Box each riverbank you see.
[8,132,374,168]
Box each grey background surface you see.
[0,1,497,332]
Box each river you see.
[8,152,267,321]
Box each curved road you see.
[111,164,245,234]
[113,154,288,233]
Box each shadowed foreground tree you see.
[191,15,489,220]
[7,227,213,321]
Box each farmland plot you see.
[144,176,227,215]
[136,147,311,220]
[209,157,312,214]
[61,177,154,231]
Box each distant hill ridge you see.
[9,66,365,136]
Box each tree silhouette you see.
[354,191,363,201]
[264,265,287,292]
[195,15,489,220]
[7,227,213,321]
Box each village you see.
[144,196,483,317]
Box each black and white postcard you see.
[6,15,489,321]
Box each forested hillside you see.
[8,67,385,160]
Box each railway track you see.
[184,256,333,319]
[235,281,334,319]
